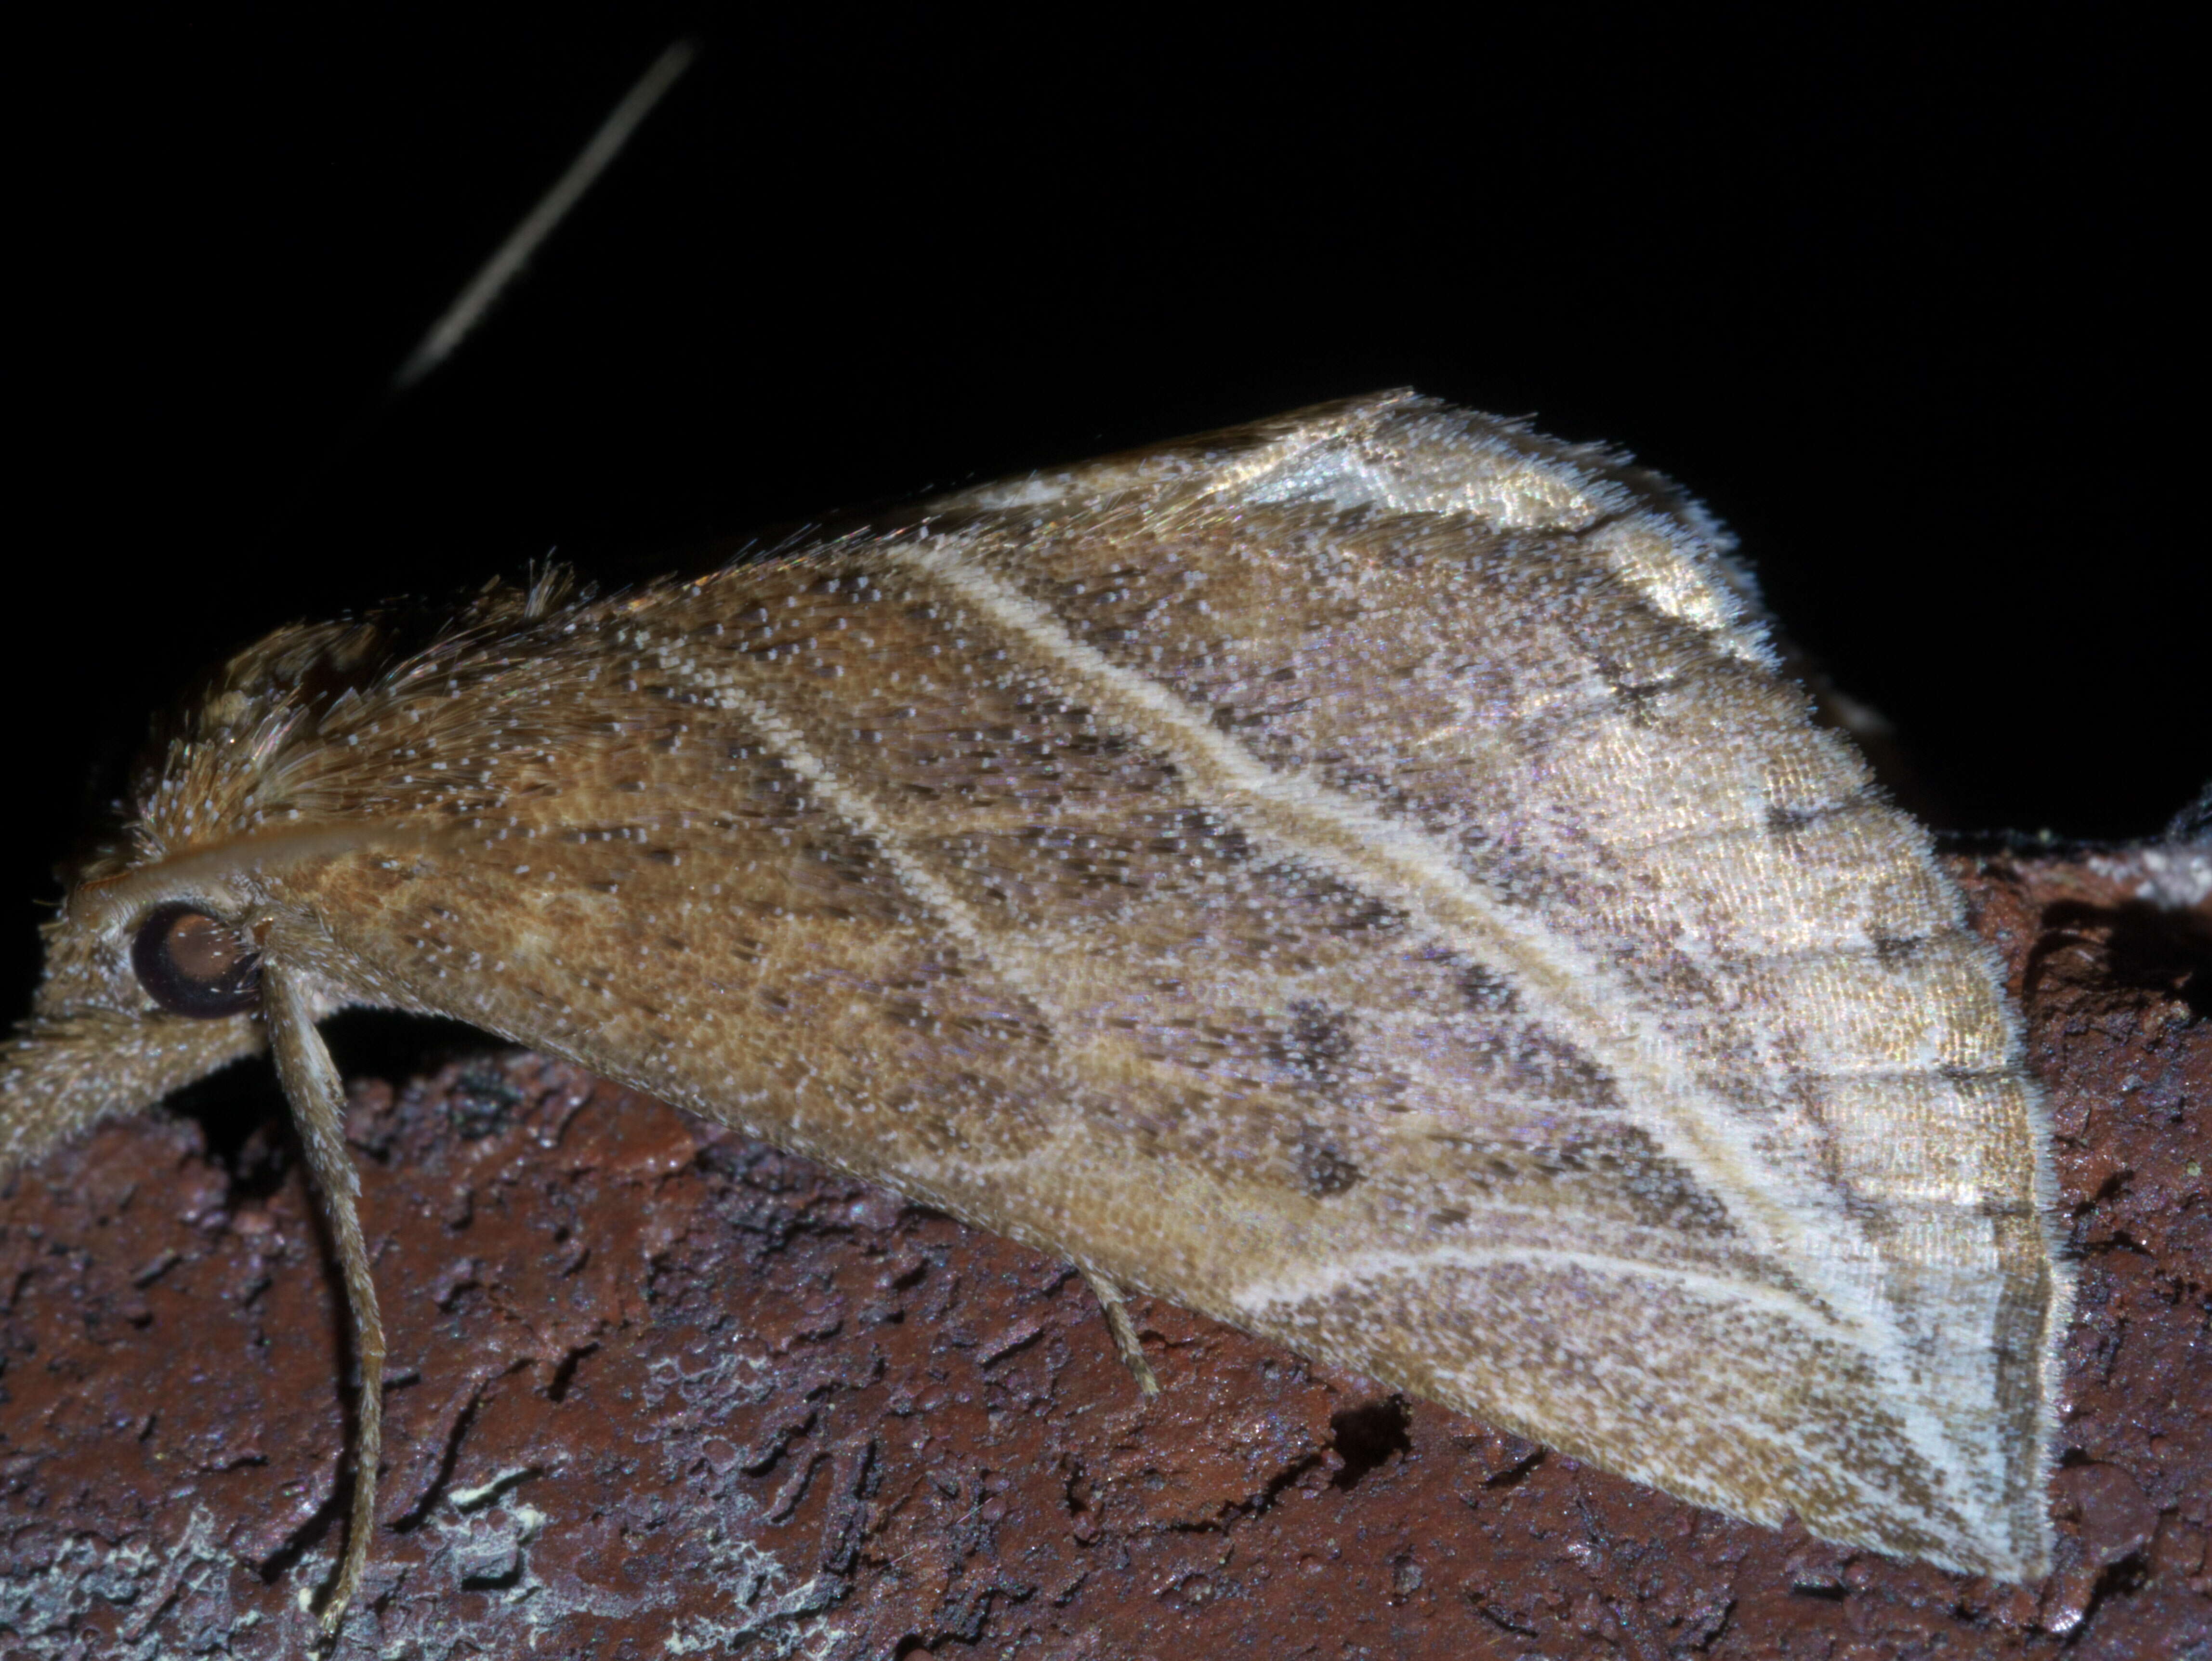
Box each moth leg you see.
[263,960,386,1635]
[1079,1267,1160,1397]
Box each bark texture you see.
[1,848,2205,1659]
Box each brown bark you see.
[2,849,2205,1659]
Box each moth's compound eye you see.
[131,904,263,1018]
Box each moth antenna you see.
[390,37,698,391]
[263,959,387,1635]
[1079,1267,1160,1397]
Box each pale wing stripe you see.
[882,533,1976,1486]
[702,682,1002,967]
[1236,1241,1962,1536]
[691,672,1275,1218]
[650,613,1789,1292]
[696,675,1120,1180]
[1238,1243,1870,1336]
[887,536,1845,1273]
[633,626,1207,1065]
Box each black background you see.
[8,8,2199,1015]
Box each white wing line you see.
[702,680,998,963]
[1236,1241,1956,1536]
[882,533,1970,1487]
[692,671,1101,1183]
[1237,1242,1849,1331]
[884,538,1818,1259]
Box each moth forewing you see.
[0,394,2070,1611]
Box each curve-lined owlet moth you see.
[0,393,2072,1627]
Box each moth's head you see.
[1,866,272,1173]
[3,580,571,1173]
[1,606,434,1174]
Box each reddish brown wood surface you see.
[2,849,2205,1658]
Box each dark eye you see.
[132,904,262,1017]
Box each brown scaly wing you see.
[77,393,2067,1578]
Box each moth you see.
[0,393,2072,1627]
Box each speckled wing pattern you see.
[24,393,2072,1577]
